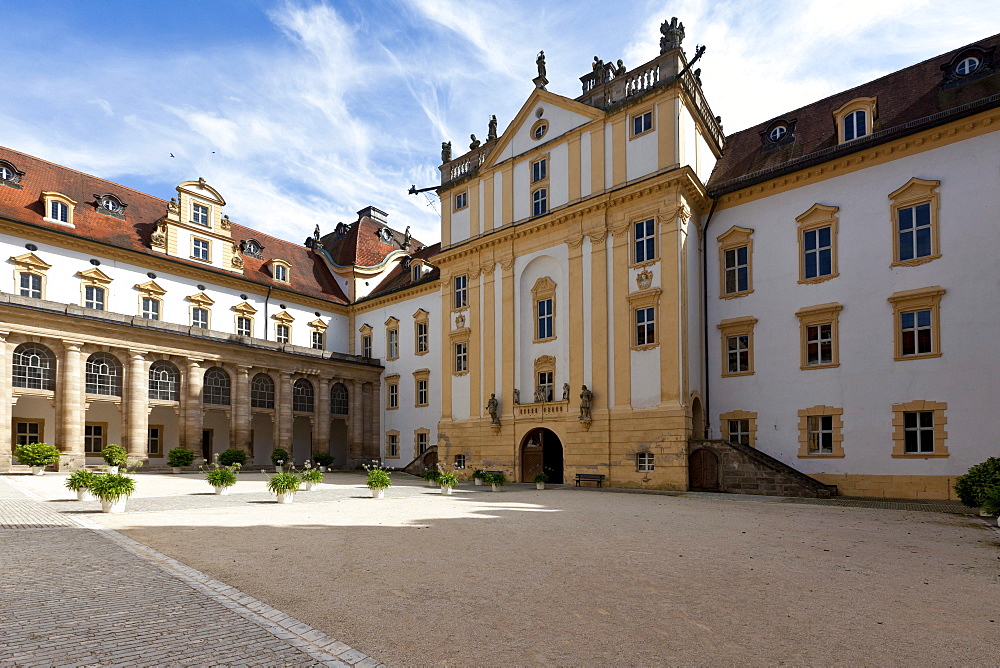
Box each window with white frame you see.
[192,307,209,329]
[148,361,180,401]
[276,323,290,343]
[203,367,231,405]
[532,188,547,216]
[536,298,553,340]
[900,309,933,356]
[903,411,934,454]
[637,452,654,471]
[362,335,372,358]
[633,110,653,136]
[12,343,55,391]
[331,383,349,415]
[537,370,553,402]
[531,158,547,183]
[250,373,275,408]
[387,327,399,359]
[454,341,468,373]
[416,378,428,406]
[897,203,933,262]
[84,285,106,310]
[727,334,750,374]
[724,246,749,294]
[455,192,468,211]
[85,353,122,396]
[417,431,428,455]
[193,203,209,226]
[454,275,468,309]
[141,297,160,320]
[843,110,866,141]
[387,433,399,458]
[416,321,428,354]
[273,264,288,282]
[634,218,655,263]
[51,200,68,223]
[236,316,252,337]
[293,379,314,412]
[728,419,751,446]
[635,306,655,346]
[19,272,41,299]
[803,226,833,280]
[387,380,398,409]
[311,330,324,350]
[806,323,833,366]
[454,454,466,469]
[193,238,210,261]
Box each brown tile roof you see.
[708,33,1000,194]
[320,214,425,269]
[364,242,442,301]
[0,145,347,304]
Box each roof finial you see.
[660,17,685,53]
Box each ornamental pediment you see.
[232,301,257,315]
[10,252,51,271]
[272,310,295,323]
[186,292,215,306]
[77,267,113,284]
[134,280,167,296]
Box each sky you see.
[2,0,997,246]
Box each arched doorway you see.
[520,428,563,484]
[688,448,719,490]
[691,395,704,439]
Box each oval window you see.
[768,126,787,142]
[955,56,980,76]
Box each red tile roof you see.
[0,145,348,304]
[708,33,1000,193]
[320,215,425,269]
[365,242,442,301]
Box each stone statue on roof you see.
[470,134,481,150]
[488,115,497,142]
[402,226,411,249]
[313,224,321,240]
[536,51,546,79]
[441,141,452,163]
[614,59,626,77]
[660,17,685,53]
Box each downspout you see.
[263,285,273,340]
[700,197,719,439]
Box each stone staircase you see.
[689,439,837,498]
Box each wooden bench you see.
[575,473,606,487]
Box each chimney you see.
[357,206,389,224]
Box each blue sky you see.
[2,1,996,245]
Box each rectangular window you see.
[311,331,324,350]
[192,307,209,329]
[362,335,372,358]
[726,335,750,374]
[901,309,933,356]
[276,324,290,343]
[531,158,547,183]
[637,452,654,472]
[897,203,932,262]
[387,329,399,359]
[728,419,750,446]
[274,264,288,282]
[147,426,162,456]
[454,454,466,469]
[416,322,428,353]
[236,316,252,337]
[807,415,833,454]
[141,297,160,320]
[724,247,748,295]
[51,200,68,222]
[84,285,105,310]
[636,306,655,346]
[416,379,428,406]
[532,188,548,216]
[537,371,553,402]
[536,298,553,340]
[193,203,209,226]
[388,382,398,409]
[417,432,428,455]
[633,110,653,136]
[806,323,833,366]
[387,433,399,458]
[903,411,935,453]
[19,272,41,299]
[634,218,655,263]
[14,421,41,446]
[454,275,468,309]
[193,238,210,261]
[455,192,468,210]
[84,423,105,454]
[454,341,468,373]
[843,110,866,141]
[803,226,832,279]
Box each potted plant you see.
[65,469,98,501]
[485,470,507,491]
[218,448,248,467]
[472,469,486,486]
[12,442,61,475]
[201,454,240,495]
[301,468,324,491]
[266,471,301,503]
[422,469,441,487]
[89,471,136,513]
[271,448,290,473]
[954,456,1000,515]
[981,486,1000,526]
[167,447,196,473]
[438,471,459,495]
[101,444,128,473]
[365,463,392,498]
[534,472,549,490]
[313,453,334,472]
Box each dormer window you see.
[242,239,263,259]
[267,259,291,283]
[193,203,209,226]
[412,264,422,281]
[768,125,787,142]
[843,110,866,141]
[51,201,68,223]
[833,97,876,145]
[0,160,24,188]
[95,194,126,218]
[955,56,980,76]
[42,192,77,227]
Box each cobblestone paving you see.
[0,478,383,667]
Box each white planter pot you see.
[213,486,231,495]
[76,489,96,502]
[101,498,127,514]
[474,478,482,486]
[274,465,283,473]
[304,481,319,491]
[319,466,327,472]
[371,488,385,499]
[30,466,44,475]
[440,485,453,495]
[536,482,545,490]
[107,466,119,474]
[171,467,182,474]
[276,492,295,504]
[428,479,437,487]
[491,484,501,491]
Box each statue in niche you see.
[579,385,593,419]
[660,17,685,53]
[562,383,570,401]
[614,59,626,77]
[470,134,481,150]
[488,115,497,142]
[486,393,500,424]
[513,388,520,405]
[536,51,546,79]
[441,141,452,163]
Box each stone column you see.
[183,359,204,455]
[126,351,149,460]
[0,332,11,468]
[232,364,252,454]
[348,378,363,460]
[315,376,330,455]
[276,370,293,454]
[59,340,86,468]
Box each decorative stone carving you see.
[221,214,232,230]
[167,198,180,215]
[579,385,593,419]
[660,17,685,53]
[562,383,570,401]
[488,115,497,142]
[636,269,653,290]
[534,386,546,403]
[470,134,481,150]
[614,59,626,77]
[455,313,466,329]
[533,51,548,90]
[150,222,167,248]
[486,393,500,425]
[441,141,452,163]
[513,388,520,405]
[232,254,244,269]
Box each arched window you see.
[331,382,349,415]
[148,361,180,401]
[251,373,275,409]
[203,367,231,405]
[293,378,314,412]
[86,352,123,396]
[12,343,56,391]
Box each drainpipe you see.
[700,197,719,439]
[263,286,273,340]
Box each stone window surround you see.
[833,96,876,144]
[629,104,654,139]
[718,316,757,377]
[717,225,753,298]
[384,317,400,360]
[413,368,430,407]
[720,410,758,448]
[796,405,845,458]
[414,427,430,455]
[385,373,399,410]
[385,430,400,459]
[889,177,941,267]
[796,302,843,370]
[628,287,661,351]
[888,286,945,361]
[11,252,51,301]
[891,400,949,458]
[41,191,77,227]
[531,276,557,343]
[413,309,430,355]
[796,203,839,285]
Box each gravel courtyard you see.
[10,472,999,666]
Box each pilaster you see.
[315,376,331,455]
[59,340,86,463]
[611,226,631,408]
[233,364,251,452]
[0,333,11,466]
[276,370,293,452]
[588,233,609,412]
[500,257,515,417]
[440,281,453,419]
[481,262,496,410]
[349,378,363,458]
[126,351,149,459]
[183,359,204,453]
[567,236,585,411]
[469,270,482,419]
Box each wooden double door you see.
[688,448,719,490]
